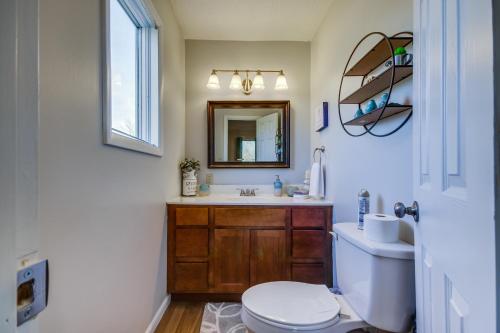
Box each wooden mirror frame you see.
[207,100,290,168]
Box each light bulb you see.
[229,71,243,90]
[275,70,288,90]
[206,70,220,89]
[253,71,265,90]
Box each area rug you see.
[199,302,249,333]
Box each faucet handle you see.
[236,188,245,196]
[250,188,259,196]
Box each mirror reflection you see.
[214,108,283,162]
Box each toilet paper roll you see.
[363,213,400,243]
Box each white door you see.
[256,113,279,161]
[414,0,495,332]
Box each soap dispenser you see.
[274,175,283,197]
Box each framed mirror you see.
[207,100,290,168]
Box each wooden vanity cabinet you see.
[167,204,332,301]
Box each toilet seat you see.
[241,281,367,333]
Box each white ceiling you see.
[169,0,335,41]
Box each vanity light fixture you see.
[252,70,265,90]
[229,70,243,90]
[206,69,288,95]
[206,70,220,89]
[275,70,289,90]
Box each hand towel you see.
[309,156,325,199]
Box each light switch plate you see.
[17,260,48,326]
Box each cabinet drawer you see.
[174,263,208,291]
[176,207,208,225]
[175,229,208,257]
[214,208,286,227]
[292,208,326,228]
[292,230,325,258]
[292,264,325,284]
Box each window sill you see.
[104,131,163,157]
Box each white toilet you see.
[241,223,415,333]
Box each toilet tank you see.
[334,223,415,333]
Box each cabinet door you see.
[213,229,250,292]
[250,230,287,285]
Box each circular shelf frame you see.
[337,31,413,137]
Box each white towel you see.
[309,156,325,199]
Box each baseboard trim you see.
[145,294,171,333]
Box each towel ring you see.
[313,146,325,162]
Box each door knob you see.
[394,201,420,222]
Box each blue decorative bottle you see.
[274,175,283,197]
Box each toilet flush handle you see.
[394,201,420,222]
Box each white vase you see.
[182,170,197,196]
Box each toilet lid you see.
[242,281,341,327]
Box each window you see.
[103,0,162,156]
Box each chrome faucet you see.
[237,188,259,196]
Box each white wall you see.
[310,0,414,240]
[37,0,185,332]
[186,40,310,185]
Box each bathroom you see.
[0,0,497,333]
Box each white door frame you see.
[0,0,40,332]
[494,0,500,328]
[0,0,21,331]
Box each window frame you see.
[102,0,163,156]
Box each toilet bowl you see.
[241,223,416,333]
[241,281,367,333]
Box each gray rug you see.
[200,303,249,333]
[198,303,374,333]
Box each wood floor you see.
[155,302,205,333]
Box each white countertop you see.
[167,185,333,206]
[167,195,333,206]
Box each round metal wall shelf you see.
[337,31,414,137]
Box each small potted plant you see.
[394,47,413,66]
[180,158,200,196]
